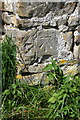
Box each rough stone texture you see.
[64,64,78,76]
[74,44,80,59]
[1,2,80,83]
[57,32,73,60]
[68,6,79,26]
[35,29,58,62]
[16,2,65,18]
[2,2,15,12]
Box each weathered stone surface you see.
[59,59,79,76]
[28,63,45,73]
[68,6,79,26]
[3,2,14,12]
[74,31,80,44]
[19,28,59,65]
[16,12,54,29]
[74,44,80,59]
[50,17,57,27]
[76,26,80,33]
[64,64,78,76]
[58,32,73,59]
[16,2,65,17]
[4,26,27,39]
[54,2,77,16]
[2,12,17,27]
[35,29,59,62]
[57,14,68,26]
[0,2,4,10]
[58,25,68,32]
[1,2,80,83]
[22,72,45,85]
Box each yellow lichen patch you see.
[58,59,67,65]
[29,81,38,86]
[64,65,78,76]
[65,70,74,74]
[69,17,75,20]
[16,74,23,79]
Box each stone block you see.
[57,32,73,60]
[64,64,78,76]
[35,29,59,62]
[16,18,33,29]
[3,2,14,12]
[58,25,68,32]
[57,14,68,26]
[18,28,59,65]
[74,44,80,59]
[74,31,80,44]
[68,7,79,26]
[16,2,47,17]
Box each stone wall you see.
[1,1,80,83]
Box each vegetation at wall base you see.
[1,36,80,120]
[2,35,17,91]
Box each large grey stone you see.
[20,28,59,65]
[35,29,59,62]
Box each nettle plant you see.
[43,58,80,120]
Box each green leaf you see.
[51,58,57,64]
[3,90,10,95]
[53,65,58,71]
[17,90,22,96]
[12,101,16,107]
[43,64,53,71]
[47,73,54,80]
[12,84,17,89]
[12,90,16,95]
[48,96,57,103]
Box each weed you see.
[2,35,17,91]
[43,58,80,120]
